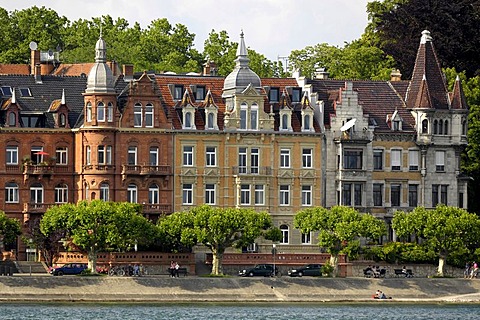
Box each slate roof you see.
[0,74,87,128]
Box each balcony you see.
[22,202,56,214]
[232,166,272,176]
[142,204,172,214]
[122,164,172,180]
[334,131,371,144]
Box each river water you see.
[1,303,479,320]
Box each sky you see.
[1,0,371,61]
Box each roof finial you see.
[61,88,66,105]
[236,29,248,58]
[99,18,103,39]
[420,30,432,44]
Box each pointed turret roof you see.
[85,34,115,94]
[406,30,449,110]
[451,75,468,110]
[223,31,261,94]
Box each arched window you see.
[433,120,438,134]
[145,103,153,127]
[240,103,248,129]
[100,183,109,201]
[280,224,289,244]
[5,182,19,203]
[304,115,311,130]
[185,112,192,128]
[30,183,44,204]
[282,114,288,130]
[134,103,142,127]
[86,103,92,122]
[438,120,443,135]
[107,102,114,122]
[97,102,105,122]
[444,120,448,135]
[55,184,68,203]
[59,113,66,127]
[207,112,214,129]
[421,119,428,134]
[250,103,258,130]
[127,183,137,203]
[149,184,159,204]
[8,112,16,126]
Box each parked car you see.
[287,264,322,277]
[50,263,88,276]
[238,264,279,277]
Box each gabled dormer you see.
[279,90,293,132]
[180,89,196,130]
[1,87,21,127]
[386,109,403,131]
[301,91,314,132]
[48,89,70,128]
[202,89,218,130]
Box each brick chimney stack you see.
[390,69,402,81]
[203,60,217,76]
[123,64,134,81]
[31,49,40,75]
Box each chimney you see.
[203,60,217,76]
[123,64,134,81]
[31,50,40,75]
[108,60,119,76]
[34,64,42,83]
[390,69,402,81]
[314,67,329,79]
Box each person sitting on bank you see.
[402,266,412,278]
[169,260,176,278]
[174,261,180,277]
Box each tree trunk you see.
[87,247,97,273]
[330,254,339,277]
[437,255,446,276]
[211,249,224,275]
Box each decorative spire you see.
[61,89,66,105]
[451,75,468,110]
[235,30,250,68]
[420,30,432,44]
[11,87,16,104]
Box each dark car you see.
[50,263,88,276]
[238,264,279,277]
[288,264,322,277]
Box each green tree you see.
[23,217,65,267]
[40,200,156,272]
[294,206,386,276]
[0,6,68,63]
[366,0,480,78]
[392,205,480,276]
[0,211,21,253]
[157,205,277,275]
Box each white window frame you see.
[183,146,194,166]
[251,148,259,174]
[302,185,312,206]
[280,224,289,244]
[86,103,92,122]
[302,148,313,168]
[128,146,137,166]
[238,147,247,174]
[127,184,138,203]
[206,147,216,167]
[240,103,248,130]
[107,102,114,122]
[254,184,265,205]
[279,185,290,206]
[86,146,91,165]
[149,184,159,204]
[435,150,445,172]
[6,146,18,165]
[30,184,44,204]
[5,183,19,203]
[149,147,159,166]
[145,103,154,127]
[240,184,251,205]
[205,184,216,205]
[280,149,290,168]
[54,184,68,203]
[134,103,142,127]
[56,147,68,165]
[182,183,193,205]
[391,149,401,171]
[97,102,105,122]
[409,150,419,171]
[301,232,312,244]
[250,103,258,130]
[100,183,109,201]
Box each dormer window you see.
[185,112,192,128]
[393,120,400,131]
[19,87,32,97]
[59,113,66,127]
[1,86,12,96]
[304,114,311,131]
[195,86,206,100]
[269,88,279,102]
[291,88,302,103]
[390,110,402,131]
[8,112,16,127]
[281,114,288,130]
[174,85,183,100]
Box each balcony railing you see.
[232,166,272,175]
[23,202,56,214]
[23,164,54,175]
[142,204,172,214]
[122,164,172,176]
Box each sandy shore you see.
[1,275,479,303]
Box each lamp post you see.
[272,243,277,277]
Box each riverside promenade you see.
[1,275,480,303]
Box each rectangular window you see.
[182,184,193,205]
[98,146,105,164]
[195,86,206,100]
[97,103,105,122]
[459,192,464,208]
[302,148,312,168]
[149,147,158,166]
[134,104,142,127]
[280,149,290,168]
[432,185,439,207]
[373,150,383,170]
[354,183,362,206]
[269,88,279,102]
[238,147,247,174]
[86,146,91,165]
[6,146,18,165]
[5,184,19,203]
[106,146,112,164]
[56,147,68,165]
[408,184,418,207]
[302,185,312,206]
[391,150,401,171]
[250,148,259,174]
[19,87,31,97]
[174,85,183,100]
[205,184,216,205]
[206,147,216,167]
[373,183,383,206]
[343,183,352,206]
[240,106,247,130]
[344,149,362,169]
[435,151,445,172]
[292,88,302,102]
[254,185,264,205]
[280,185,290,206]
[240,184,250,205]
[250,105,258,130]
[409,150,419,171]
[301,232,311,245]
[55,185,68,203]
[183,146,193,166]
[391,184,401,207]
[128,146,137,165]
[145,104,154,127]
[441,185,448,204]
